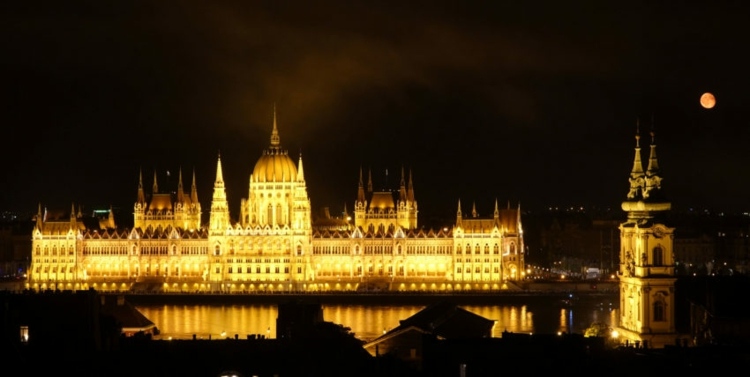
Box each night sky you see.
[3,1,750,222]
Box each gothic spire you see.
[357,166,366,203]
[367,168,373,193]
[456,199,463,227]
[214,152,224,187]
[399,166,407,202]
[177,167,185,202]
[36,203,43,229]
[152,169,159,194]
[137,168,146,204]
[297,151,306,182]
[407,169,415,202]
[191,168,199,203]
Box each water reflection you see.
[136,303,619,341]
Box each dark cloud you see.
[2,0,750,218]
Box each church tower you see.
[616,124,684,348]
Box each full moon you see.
[700,92,716,109]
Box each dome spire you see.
[270,103,280,148]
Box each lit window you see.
[20,326,29,343]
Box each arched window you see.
[457,245,462,254]
[297,245,302,255]
[653,300,665,322]
[484,244,490,254]
[397,245,402,254]
[214,245,221,256]
[510,242,516,254]
[653,246,664,266]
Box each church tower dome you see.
[252,106,298,183]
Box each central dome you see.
[252,149,298,182]
[252,106,298,182]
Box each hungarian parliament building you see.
[27,114,524,293]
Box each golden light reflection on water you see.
[136,304,619,341]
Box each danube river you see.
[135,295,618,341]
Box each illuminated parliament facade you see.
[27,113,524,293]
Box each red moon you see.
[700,92,716,109]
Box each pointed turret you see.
[456,199,463,227]
[646,125,660,175]
[297,152,306,182]
[36,203,43,229]
[471,202,478,218]
[627,119,646,200]
[215,153,224,185]
[494,199,500,220]
[644,124,663,199]
[517,202,523,233]
[67,202,77,231]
